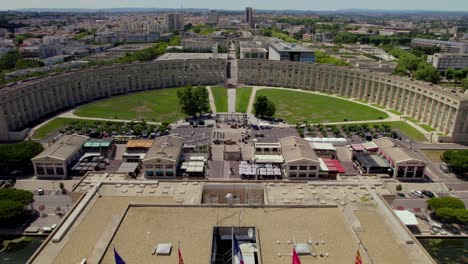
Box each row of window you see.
[289,172,318,178]
[145,164,174,169]
[289,166,317,171]
[36,165,64,175]
[145,171,174,177]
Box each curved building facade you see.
[238,59,468,143]
[0,58,467,143]
[0,59,226,141]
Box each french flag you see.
[114,248,126,264]
[233,235,245,264]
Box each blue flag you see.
[233,235,245,264]
[114,248,126,264]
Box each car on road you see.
[411,190,424,198]
[37,188,44,195]
[397,193,406,198]
[421,190,435,198]
[443,224,461,235]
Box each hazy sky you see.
[2,0,468,11]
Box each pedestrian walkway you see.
[206,86,217,113]
[227,88,236,112]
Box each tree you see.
[0,141,44,175]
[177,86,210,117]
[445,68,455,80]
[441,150,468,173]
[0,50,22,70]
[454,209,468,223]
[15,59,44,70]
[0,188,34,205]
[396,184,402,191]
[426,196,465,211]
[413,63,440,83]
[0,200,26,222]
[453,70,465,82]
[462,78,468,92]
[253,95,276,118]
[435,207,456,222]
[0,188,34,224]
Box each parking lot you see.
[249,127,299,143]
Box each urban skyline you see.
[2,0,468,12]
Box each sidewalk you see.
[206,86,217,113]
[227,88,236,112]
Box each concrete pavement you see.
[227,88,236,112]
[206,86,217,113]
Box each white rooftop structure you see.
[254,154,284,164]
[394,210,418,226]
[304,137,348,146]
[310,142,336,151]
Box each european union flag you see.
[114,248,126,264]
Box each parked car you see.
[421,190,435,198]
[397,193,406,198]
[411,190,424,198]
[443,224,461,235]
[37,188,44,196]
[440,164,451,173]
[430,222,443,229]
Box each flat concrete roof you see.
[29,175,434,264]
[100,206,358,264]
[32,134,88,161]
[270,42,314,53]
[156,53,228,61]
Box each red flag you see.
[292,248,301,264]
[178,246,184,264]
[355,249,362,264]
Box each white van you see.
[430,222,443,229]
[411,190,424,198]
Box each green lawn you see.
[236,87,253,113]
[421,149,446,162]
[74,88,186,122]
[420,124,437,132]
[380,121,427,142]
[211,86,228,112]
[32,118,77,139]
[255,89,388,124]
[388,109,404,116]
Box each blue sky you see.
[2,0,468,11]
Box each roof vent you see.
[155,243,172,255]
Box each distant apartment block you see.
[411,38,468,54]
[428,53,468,70]
[42,35,67,45]
[245,7,255,27]
[207,10,219,26]
[269,42,315,63]
[181,38,218,52]
[314,32,334,43]
[239,41,268,59]
[164,13,184,32]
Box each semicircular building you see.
[0,59,467,143]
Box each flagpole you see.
[231,226,234,264]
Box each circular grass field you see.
[255,88,388,124]
[74,88,187,123]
